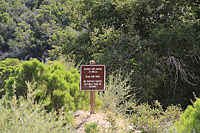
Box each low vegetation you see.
[0,61,184,132]
[130,101,182,132]
[0,82,73,133]
[98,72,183,132]
[84,121,99,133]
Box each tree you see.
[69,0,200,108]
[1,0,75,60]
[0,0,16,53]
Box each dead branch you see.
[167,53,197,85]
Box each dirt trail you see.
[73,110,138,133]
[74,111,110,133]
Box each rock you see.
[71,110,85,117]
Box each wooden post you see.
[90,60,95,114]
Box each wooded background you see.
[0,0,199,109]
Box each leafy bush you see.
[130,100,182,132]
[0,82,73,133]
[104,114,119,132]
[175,98,200,132]
[88,70,182,133]
[4,58,90,112]
[84,121,99,133]
[98,71,134,114]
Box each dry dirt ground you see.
[73,110,140,133]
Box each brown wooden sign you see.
[80,65,105,91]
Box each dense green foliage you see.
[4,58,90,112]
[1,0,199,108]
[175,98,200,132]
[69,0,200,108]
[0,0,75,60]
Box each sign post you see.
[90,60,95,114]
[80,60,105,114]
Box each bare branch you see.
[167,53,197,85]
[194,51,200,62]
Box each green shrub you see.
[84,121,99,133]
[98,71,135,114]
[130,100,182,132]
[0,58,20,98]
[97,71,182,132]
[105,114,119,132]
[0,82,73,133]
[175,98,200,132]
[4,58,90,112]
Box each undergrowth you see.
[0,82,74,133]
[98,71,135,114]
[98,71,182,133]
[0,67,184,133]
[130,100,182,132]
[84,121,99,133]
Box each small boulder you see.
[71,110,85,117]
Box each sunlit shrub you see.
[0,82,73,133]
[4,59,91,112]
[130,100,182,132]
[175,98,200,132]
[98,71,135,114]
[84,121,99,133]
[0,58,20,98]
